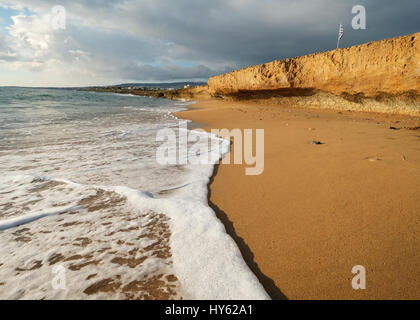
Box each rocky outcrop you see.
[209,33,419,96]
[87,85,212,101]
[207,33,420,115]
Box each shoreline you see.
[175,101,287,299]
[174,99,420,300]
[207,163,288,300]
[0,92,270,300]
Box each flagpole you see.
[337,23,343,49]
[337,32,340,49]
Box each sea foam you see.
[0,87,269,299]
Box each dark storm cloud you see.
[1,0,419,84]
[143,0,419,66]
[120,63,221,81]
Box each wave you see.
[0,173,268,299]
[0,89,269,299]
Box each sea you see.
[0,87,268,300]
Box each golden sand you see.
[174,99,420,300]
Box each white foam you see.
[150,105,269,299]
[0,206,81,231]
[114,182,269,300]
[0,93,269,300]
[0,175,181,300]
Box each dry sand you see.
[174,99,420,300]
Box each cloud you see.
[0,0,418,86]
[120,63,224,81]
[0,33,16,61]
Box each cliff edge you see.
[208,33,420,115]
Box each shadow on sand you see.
[208,164,288,300]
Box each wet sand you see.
[174,99,420,300]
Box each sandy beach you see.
[175,99,420,300]
[1,0,418,305]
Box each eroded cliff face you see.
[207,33,420,115]
[91,34,419,115]
[209,33,419,96]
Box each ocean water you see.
[0,87,268,299]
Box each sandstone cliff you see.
[208,33,420,115]
[90,33,419,115]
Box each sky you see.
[0,0,418,87]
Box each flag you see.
[339,24,344,40]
